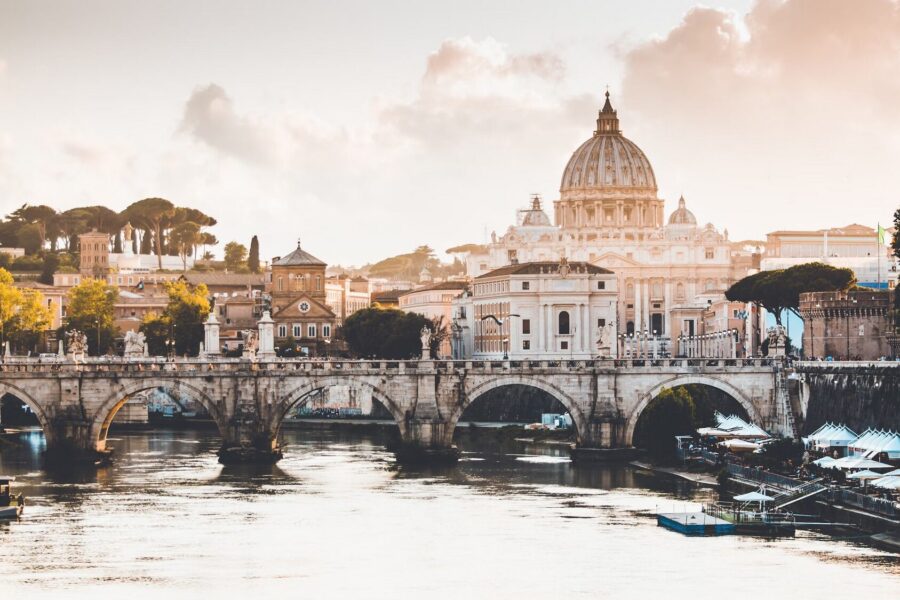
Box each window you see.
[561,341,569,350]
[597,318,606,328]
[705,247,714,260]
[307,324,317,338]
[626,321,635,335]
[278,325,287,338]
[323,324,331,338]
[558,311,570,335]
[522,340,530,350]
[292,324,302,337]
[597,281,605,290]
[522,281,530,290]
[522,319,531,335]
[315,276,321,291]
[277,277,284,292]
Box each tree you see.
[341,307,431,359]
[123,198,175,269]
[223,241,248,271]
[17,224,43,255]
[632,387,698,460]
[892,207,900,261]
[248,235,260,273]
[0,268,23,348]
[726,262,855,325]
[169,222,201,271]
[139,312,170,356]
[7,288,52,353]
[39,253,60,285]
[429,315,449,358]
[65,278,119,355]
[7,204,57,249]
[139,280,210,356]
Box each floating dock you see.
[657,512,735,536]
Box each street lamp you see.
[480,314,521,360]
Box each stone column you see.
[204,312,220,356]
[257,311,276,359]
[633,278,642,331]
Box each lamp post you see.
[94,317,101,356]
[480,314,521,360]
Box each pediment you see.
[273,294,335,319]
[592,252,641,269]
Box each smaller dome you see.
[520,195,552,227]
[667,196,697,226]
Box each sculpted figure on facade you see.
[420,326,431,358]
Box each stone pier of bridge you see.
[0,357,788,466]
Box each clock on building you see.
[299,301,310,313]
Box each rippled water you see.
[0,427,897,598]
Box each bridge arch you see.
[273,377,407,439]
[447,375,590,446]
[0,381,50,440]
[92,379,226,452]
[624,375,762,446]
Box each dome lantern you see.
[595,91,620,135]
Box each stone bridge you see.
[0,357,791,465]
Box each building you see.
[461,93,755,344]
[763,224,896,290]
[180,272,266,296]
[266,240,337,356]
[79,229,112,278]
[799,289,894,360]
[453,258,618,359]
[325,276,371,325]
[13,281,67,331]
[113,290,169,332]
[371,289,404,308]
[398,281,468,357]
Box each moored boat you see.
[0,476,24,519]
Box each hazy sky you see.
[1,0,898,265]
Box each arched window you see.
[704,279,714,291]
[626,283,634,298]
[626,321,635,335]
[558,311,570,335]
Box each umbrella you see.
[733,491,774,502]
[812,456,837,467]
[881,468,900,477]
[830,456,892,471]
[846,469,882,480]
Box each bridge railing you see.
[0,355,780,373]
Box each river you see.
[0,427,896,598]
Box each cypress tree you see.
[248,235,260,273]
[113,231,123,253]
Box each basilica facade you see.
[464,93,757,345]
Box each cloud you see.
[179,84,278,166]
[619,0,900,237]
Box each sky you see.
[1,0,899,266]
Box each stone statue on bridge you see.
[242,329,259,359]
[420,326,431,359]
[66,330,88,361]
[766,325,787,357]
[123,330,146,358]
[596,322,615,358]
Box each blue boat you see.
[657,512,735,536]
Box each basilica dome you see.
[559,92,657,201]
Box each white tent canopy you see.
[830,456,892,471]
[812,456,837,467]
[803,422,858,449]
[701,412,770,441]
[734,491,774,502]
[847,469,883,480]
[870,476,900,490]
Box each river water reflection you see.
[0,427,897,598]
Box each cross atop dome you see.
[595,90,620,135]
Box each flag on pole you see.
[877,223,886,244]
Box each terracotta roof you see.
[273,242,326,266]
[181,272,265,287]
[372,290,404,302]
[399,281,469,296]
[476,261,613,279]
